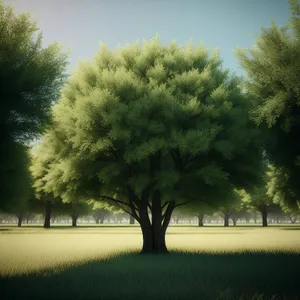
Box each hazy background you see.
[3,0,291,77]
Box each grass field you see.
[1,225,300,300]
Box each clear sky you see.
[3,0,292,77]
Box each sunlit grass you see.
[1,225,300,299]
[0,225,299,277]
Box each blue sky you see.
[4,0,292,77]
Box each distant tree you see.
[30,144,60,228]
[69,201,91,227]
[33,36,263,254]
[0,0,68,211]
[230,205,249,226]
[217,188,243,227]
[177,200,217,227]
[235,0,300,208]
[239,166,275,227]
[50,200,91,227]
[283,205,300,223]
[90,201,114,224]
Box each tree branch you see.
[161,200,172,210]
[162,201,175,230]
[96,195,132,208]
[174,200,195,208]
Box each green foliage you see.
[32,35,263,241]
[239,165,274,213]
[235,0,300,206]
[0,0,69,142]
[267,164,300,212]
[218,188,243,217]
[0,142,32,212]
[0,0,69,210]
[87,200,115,223]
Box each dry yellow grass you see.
[0,225,299,276]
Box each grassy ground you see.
[1,225,300,300]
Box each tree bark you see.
[129,215,135,224]
[260,205,268,227]
[44,201,51,228]
[17,214,23,227]
[198,213,204,227]
[72,215,78,227]
[224,214,230,227]
[139,190,174,254]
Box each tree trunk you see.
[288,215,297,224]
[100,216,104,224]
[44,201,51,229]
[224,214,230,227]
[198,214,204,227]
[17,214,23,227]
[232,215,237,226]
[72,215,78,227]
[260,206,268,227]
[139,189,174,254]
[129,215,135,224]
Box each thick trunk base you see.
[72,216,77,227]
[17,215,23,227]
[198,217,204,227]
[261,209,268,227]
[224,215,230,227]
[140,226,169,254]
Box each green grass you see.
[1,225,300,300]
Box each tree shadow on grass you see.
[1,251,299,300]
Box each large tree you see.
[32,36,263,254]
[235,0,300,208]
[0,0,68,209]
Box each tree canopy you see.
[31,36,264,253]
[0,0,69,210]
[235,0,300,208]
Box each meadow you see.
[1,224,300,300]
